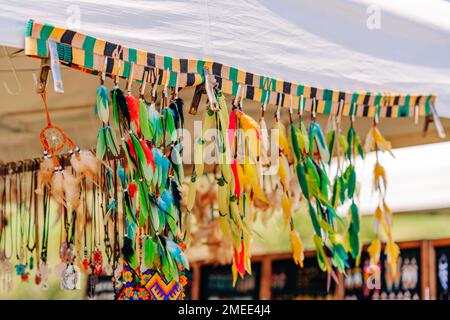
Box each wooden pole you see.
[259,256,272,299]
[190,262,201,300]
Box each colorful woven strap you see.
[25,19,435,118]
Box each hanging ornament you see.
[60,263,80,290]
[365,106,399,275]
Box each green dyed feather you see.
[96,128,106,159]
[331,177,340,208]
[326,130,335,165]
[149,203,160,233]
[347,165,356,199]
[308,201,321,236]
[137,179,149,227]
[339,175,346,204]
[295,162,309,199]
[143,237,157,269]
[298,118,310,154]
[313,235,328,272]
[105,126,119,157]
[348,202,360,259]
[139,99,152,140]
[111,89,120,127]
[290,122,301,161]
[309,121,330,163]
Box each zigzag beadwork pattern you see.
[24,19,436,118]
[117,262,183,300]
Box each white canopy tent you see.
[0,0,449,216]
[0,0,449,116]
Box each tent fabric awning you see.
[0,0,448,117]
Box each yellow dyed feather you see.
[290,229,304,267]
[218,215,230,237]
[365,127,394,157]
[367,238,381,266]
[385,240,400,276]
[231,262,238,287]
[217,182,229,216]
[375,206,391,237]
[275,121,292,161]
[277,153,290,191]
[230,199,243,230]
[243,160,267,203]
[338,134,348,156]
[194,138,204,177]
[216,92,229,129]
[187,181,197,211]
[238,112,260,137]
[220,162,233,183]
[374,162,387,191]
[202,111,216,136]
[281,193,294,226]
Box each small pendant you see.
[61,264,80,290]
[103,263,112,275]
[37,261,50,290]
[60,242,76,264]
[14,263,26,276]
[93,247,103,276]
[0,258,13,292]
[87,274,99,299]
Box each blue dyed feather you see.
[96,85,110,123]
[166,239,189,270]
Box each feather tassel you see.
[126,94,140,131]
[96,85,110,123]
[111,88,130,128]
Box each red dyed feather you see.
[126,95,140,129]
[139,139,155,170]
[128,182,137,199]
[231,159,241,196]
[233,239,246,276]
[127,137,136,161]
[227,110,237,149]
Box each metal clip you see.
[48,39,64,93]
[36,58,50,94]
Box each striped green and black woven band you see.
[25,19,435,118]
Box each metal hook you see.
[414,104,419,125]
[239,86,245,110]
[312,97,316,119]
[2,46,22,95]
[114,59,122,88]
[164,68,170,98]
[298,95,304,117]
[275,95,281,121]
[126,62,134,93]
[233,84,242,108]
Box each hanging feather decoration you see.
[364,126,394,157]
[365,119,398,274]
[111,87,130,129]
[96,85,110,123]
[169,98,184,129]
[63,171,81,210]
[36,157,54,194]
[126,94,140,133]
